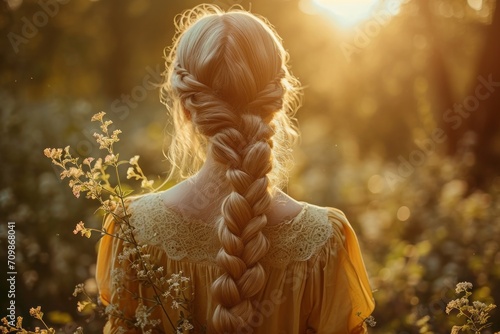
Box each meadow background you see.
[1,0,499,333]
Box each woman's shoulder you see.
[269,190,338,225]
[270,190,347,232]
[112,192,163,219]
[119,192,181,235]
[289,201,346,243]
[261,195,349,267]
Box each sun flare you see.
[310,0,403,27]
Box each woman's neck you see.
[191,153,226,184]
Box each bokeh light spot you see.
[397,206,411,221]
[367,174,384,193]
[467,0,483,11]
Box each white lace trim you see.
[128,193,335,268]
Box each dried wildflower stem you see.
[119,154,181,329]
[115,215,177,330]
[446,282,498,334]
[457,309,486,334]
[44,112,196,333]
[30,307,55,334]
[108,149,178,330]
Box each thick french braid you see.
[163,5,301,333]
[211,81,283,333]
[174,62,283,332]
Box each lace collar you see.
[127,192,334,268]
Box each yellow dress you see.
[95,192,374,334]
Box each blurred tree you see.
[106,1,129,98]
[424,0,500,188]
[420,0,458,152]
[466,1,500,187]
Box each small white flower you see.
[91,112,106,122]
[126,167,136,179]
[456,282,473,293]
[129,155,140,165]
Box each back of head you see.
[161,4,301,333]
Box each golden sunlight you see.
[309,0,405,27]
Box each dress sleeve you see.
[95,211,117,308]
[306,208,375,334]
[95,204,142,334]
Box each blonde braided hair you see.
[161,4,301,333]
